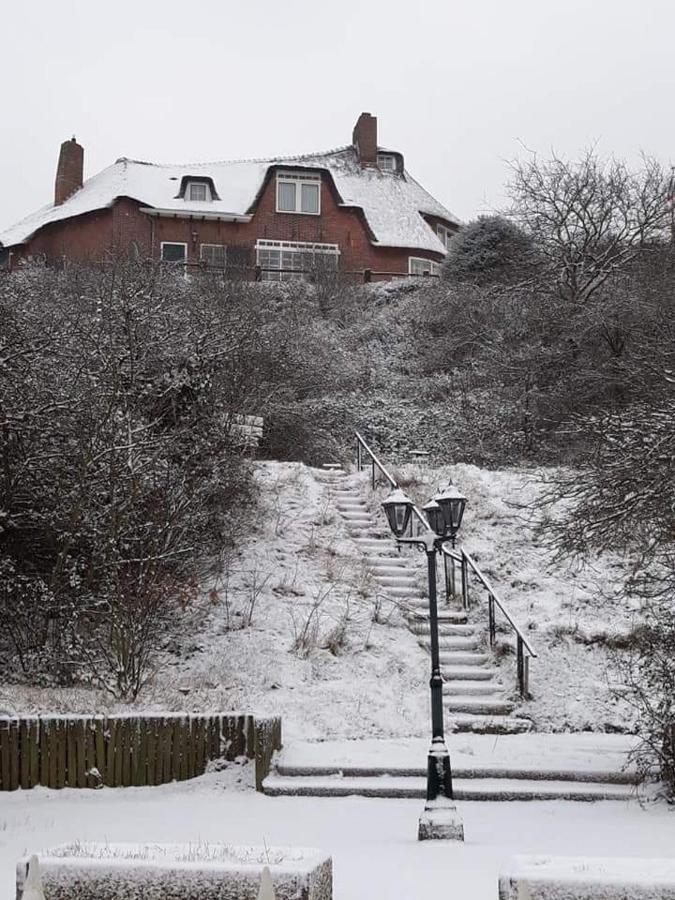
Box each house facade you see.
[0,113,459,282]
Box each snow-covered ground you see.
[2,764,675,900]
[1,460,638,738]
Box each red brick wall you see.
[12,172,448,279]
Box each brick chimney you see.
[54,137,84,205]
[352,112,378,167]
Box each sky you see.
[1,0,675,233]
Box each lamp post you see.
[382,481,467,841]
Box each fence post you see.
[443,554,450,603]
[488,593,495,647]
[517,637,524,696]
[371,458,376,489]
[461,553,469,610]
[356,438,362,472]
[364,268,372,283]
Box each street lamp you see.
[382,481,467,842]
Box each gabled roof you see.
[0,146,459,254]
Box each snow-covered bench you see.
[17,843,332,900]
[500,854,675,899]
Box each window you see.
[436,224,454,251]
[161,242,187,264]
[256,239,339,282]
[276,172,321,215]
[409,257,439,277]
[377,153,396,173]
[187,181,210,202]
[200,243,226,269]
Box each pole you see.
[425,546,454,802]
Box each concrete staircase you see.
[317,464,532,736]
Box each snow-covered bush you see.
[442,215,538,286]
[0,261,260,698]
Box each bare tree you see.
[508,149,670,304]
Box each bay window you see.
[256,239,339,281]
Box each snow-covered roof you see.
[0,146,459,253]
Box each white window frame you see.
[200,243,226,269]
[255,239,339,282]
[275,172,321,215]
[436,224,454,250]
[186,181,211,202]
[408,257,439,277]
[160,241,188,265]
[377,153,396,173]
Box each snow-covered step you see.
[426,635,481,651]
[439,651,491,666]
[369,567,417,580]
[446,696,514,716]
[444,680,505,697]
[410,622,476,636]
[364,556,410,568]
[407,611,469,626]
[372,574,418,588]
[379,585,418,598]
[353,540,399,553]
[442,666,499,681]
[262,773,636,802]
[439,650,494,666]
[447,714,533,734]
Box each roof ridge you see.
[115,145,354,170]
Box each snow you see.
[500,854,675,899]
[16,841,331,900]
[3,765,675,900]
[275,734,640,781]
[0,147,457,254]
[1,461,643,740]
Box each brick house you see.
[0,113,459,282]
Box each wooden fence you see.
[0,713,281,792]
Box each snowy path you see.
[1,768,674,900]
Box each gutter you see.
[139,207,253,223]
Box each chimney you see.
[352,112,377,167]
[54,137,84,205]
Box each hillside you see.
[1,460,638,740]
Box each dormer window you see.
[436,224,455,250]
[377,153,396,173]
[187,181,210,202]
[276,172,321,215]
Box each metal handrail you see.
[355,431,397,488]
[441,544,536,697]
[354,431,429,531]
[450,548,537,658]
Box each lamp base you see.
[418,802,465,842]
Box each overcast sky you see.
[1,0,674,233]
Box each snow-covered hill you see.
[1,461,638,738]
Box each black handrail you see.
[354,431,429,532]
[442,545,537,697]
